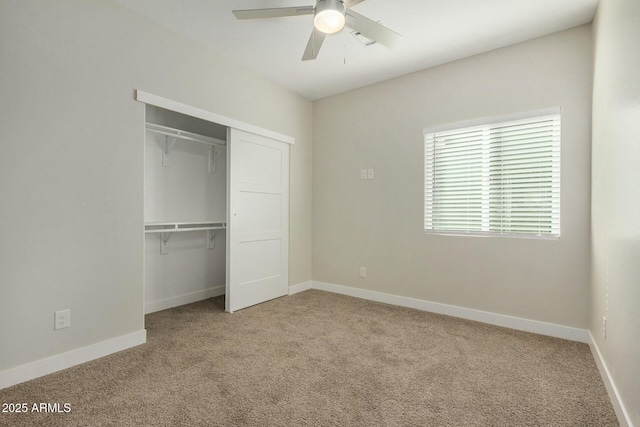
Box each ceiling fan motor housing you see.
[314,0,347,34]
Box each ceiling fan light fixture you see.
[314,0,346,34]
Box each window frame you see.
[423,107,561,240]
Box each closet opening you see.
[144,105,228,315]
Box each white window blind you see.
[424,111,560,238]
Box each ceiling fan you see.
[232,0,402,61]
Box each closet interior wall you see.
[144,105,227,314]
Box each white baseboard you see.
[145,285,225,314]
[589,333,633,427]
[0,330,146,390]
[289,280,313,295]
[310,281,590,343]
[1,285,224,390]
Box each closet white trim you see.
[136,90,295,145]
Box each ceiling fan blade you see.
[344,0,367,7]
[233,6,314,20]
[302,28,326,61]
[345,9,402,47]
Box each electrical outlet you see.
[367,168,374,179]
[360,169,367,180]
[602,316,607,339]
[55,309,71,330]
[360,267,367,278]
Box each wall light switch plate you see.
[360,169,367,180]
[367,169,374,179]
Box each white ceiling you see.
[115,0,599,100]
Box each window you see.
[424,109,560,238]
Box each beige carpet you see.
[0,290,618,426]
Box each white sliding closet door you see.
[226,128,289,312]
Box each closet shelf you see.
[146,221,226,254]
[144,221,227,234]
[145,122,226,148]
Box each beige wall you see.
[0,0,312,372]
[313,25,593,328]
[591,0,640,424]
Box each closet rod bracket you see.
[207,229,218,249]
[160,232,173,254]
[209,146,223,174]
[162,135,178,167]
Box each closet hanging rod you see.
[145,123,226,147]
[145,226,226,234]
